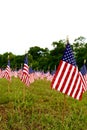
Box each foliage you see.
[0,36,87,71]
[73,36,87,68]
[0,78,87,130]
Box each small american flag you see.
[80,64,87,91]
[4,59,11,81]
[21,54,30,86]
[51,42,84,100]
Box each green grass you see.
[0,77,87,130]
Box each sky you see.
[0,0,87,55]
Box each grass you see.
[0,77,87,130]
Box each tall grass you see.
[0,77,87,130]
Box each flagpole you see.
[62,94,66,123]
[62,36,69,123]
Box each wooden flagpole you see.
[62,94,66,123]
[62,36,69,123]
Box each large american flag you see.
[4,59,11,81]
[21,54,30,86]
[51,42,84,100]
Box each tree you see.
[28,46,44,61]
[28,46,50,71]
[73,36,87,68]
[0,36,87,71]
[49,39,65,71]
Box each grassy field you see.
[0,77,87,130]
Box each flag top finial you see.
[25,50,27,54]
[66,35,69,44]
[84,59,86,64]
[25,50,28,55]
[8,55,9,59]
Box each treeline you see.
[0,36,87,72]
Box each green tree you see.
[28,46,50,71]
[49,39,65,71]
[73,36,87,68]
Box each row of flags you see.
[0,60,53,84]
[0,40,87,101]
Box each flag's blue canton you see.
[62,43,77,66]
[24,55,28,65]
[80,64,87,75]
[51,70,56,75]
[29,67,34,73]
[8,60,10,67]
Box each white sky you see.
[0,0,87,55]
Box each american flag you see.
[4,59,11,81]
[80,64,87,91]
[21,54,30,86]
[51,42,84,100]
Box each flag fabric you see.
[80,64,87,91]
[0,69,3,78]
[17,69,23,79]
[21,54,30,86]
[4,59,11,81]
[51,42,84,100]
[29,67,34,74]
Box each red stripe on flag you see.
[51,60,84,100]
